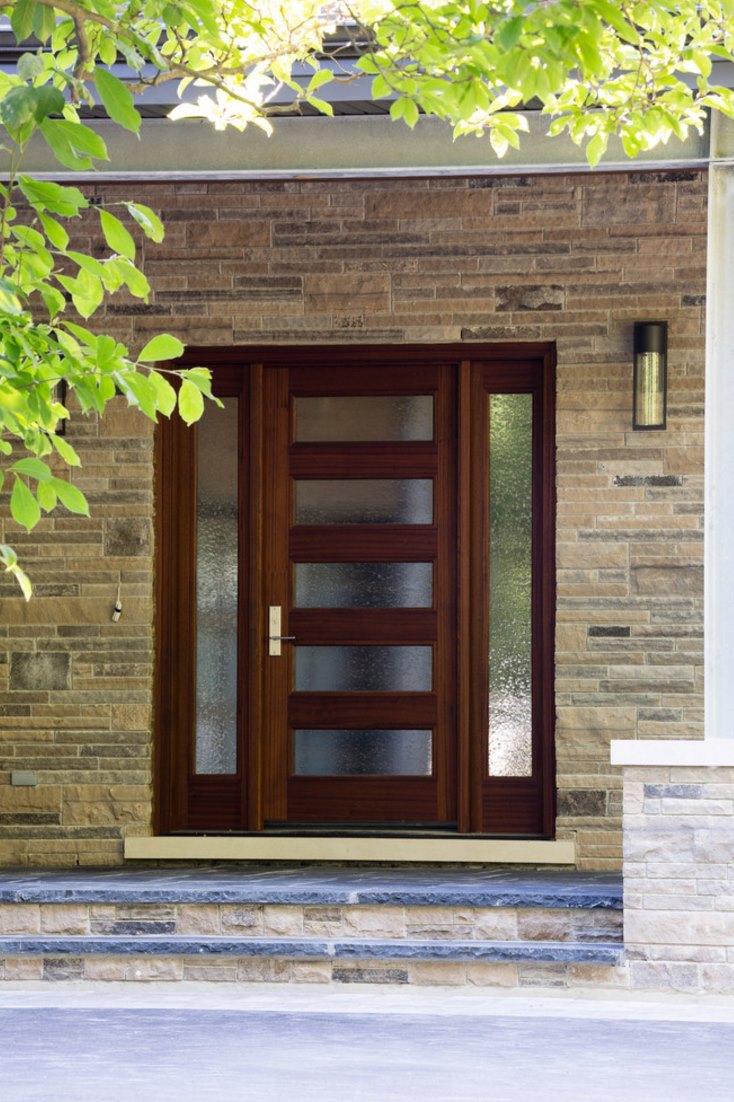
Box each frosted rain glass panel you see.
[295,480,433,525]
[296,562,433,608]
[295,646,432,691]
[294,729,433,776]
[295,395,433,441]
[488,393,533,778]
[195,398,238,775]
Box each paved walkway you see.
[2,984,733,1101]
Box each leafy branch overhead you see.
[0,1,732,596]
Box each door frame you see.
[155,343,556,838]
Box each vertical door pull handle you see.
[268,606,295,656]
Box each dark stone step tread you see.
[0,936,625,965]
[0,867,623,910]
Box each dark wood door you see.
[261,363,457,825]
[156,344,555,838]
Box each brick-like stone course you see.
[623,764,734,993]
[0,171,706,867]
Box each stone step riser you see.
[0,954,629,990]
[0,902,623,944]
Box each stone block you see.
[632,565,703,595]
[176,905,221,935]
[409,962,467,986]
[262,906,304,936]
[0,904,40,934]
[43,957,84,981]
[128,958,184,982]
[9,652,70,691]
[465,962,518,987]
[40,905,90,935]
[182,960,239,982]
[2,958,44,981]
[83,958,130,981]
[558,790,608,817]
[628,961,700,992]
[289,960,332,984]
[343,907,406,938]
[472,910,519,940]
[332,964,408,985]
[104,519,151,557]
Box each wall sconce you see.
[633,321,667,431]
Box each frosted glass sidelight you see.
[195,398,238,775]
[295,562,433,608]
[295,480,433,525]
[294,395,434,441]
[294,729,433,776]
[295,646,433,692]
[487,393,533,777]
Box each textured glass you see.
[635,352,665,426]
[294,729,433,776]
[295,480,433,525]
[488,393,533,777]
[295,562,433,608]
[195,398,238,775]
[295,395,433,441]
[295,646,432,691]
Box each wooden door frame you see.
[155,342,556,838]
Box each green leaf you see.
[126,203,164,243]
[306,69,333,94]
[18,178,88,217]
[51,477,89,516]
[99,209,136,260]
[17,52,45,81]
[149,370,177,416]
[33,2,56,43]
[138,333,184,362]
[10,0,36,43]
[497,17,523,53]
[95,68,141,134]
[11,457,53,481]
[178,378,204,425]
[39,118,93,170]
[10,477,40,531]
[52,433,80,467]
[36,481,57,512]
[0,544,32,600]
[39,212,69,250]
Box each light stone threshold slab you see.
[124,836,576,864]
[1,982,734,1023]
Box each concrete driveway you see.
[1,984,733,1102]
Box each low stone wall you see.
[622,763,734,993]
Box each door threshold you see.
[125,835,576,865]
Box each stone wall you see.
[622,763,734,993]
[0,170,707,867]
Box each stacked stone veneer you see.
[623,765,734,993]
[0,169,707,867]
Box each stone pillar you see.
[610,117,734,992]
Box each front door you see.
[262,362,456,827]
[157,344,555,837]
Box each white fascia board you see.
[6,112,710,181]
[611,740,734,767]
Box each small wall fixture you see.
[633,321,667,430]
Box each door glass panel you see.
[294,729,432,775]
[295,395,433,441]
[488,393,533,777]
[295,562,433,608]
[195,398,238,775]
[295,646,432,691]
[295,479,433,525]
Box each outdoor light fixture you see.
[633,321,668,431]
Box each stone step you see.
[0,935,624,965]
